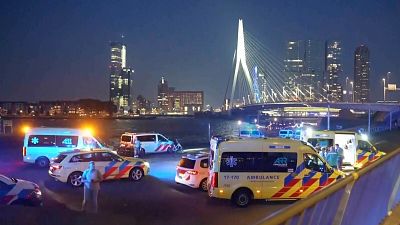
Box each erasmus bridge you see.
[225,19,400,120]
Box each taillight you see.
[51,165,62,170]
[22,147,26,156]
[211,172,218,188]
[186,170,198,175]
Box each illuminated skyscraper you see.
[284,41,303,100]
[325,41,343,102]
[353,45,370,103]
[157,77,170,112]
[109,42,132,111]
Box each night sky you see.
[1,0,399,107]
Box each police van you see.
[207,136,342,207]
[302,130,385,169]
[118,132,174,156]
[23,127,111,167]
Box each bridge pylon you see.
[230,19,254,109]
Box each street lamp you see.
[326,84,330,130]
[350,81,354,102]
[238,120,242,137]
[382,78,386,102]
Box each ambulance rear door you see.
[334,133,356,166]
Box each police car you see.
[48,149,150,187]
[175,153,209,191]
[0,174,42,206]
[119,132,175,157]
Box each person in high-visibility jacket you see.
[326,146,338,168]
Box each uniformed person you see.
[81,161,102,213]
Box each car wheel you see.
[199,178,208,192]
[35,157,50,168]
[68,172,83,187]
[130,167,144,181]
[232,189,252,207]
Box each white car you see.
[119,132,175,156]
[0,174,42,206]
[49,149,150,187]
[175,153,209,191]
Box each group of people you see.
[317,144,344,170]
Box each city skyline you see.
[1,1,400,107]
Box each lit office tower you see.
[157,77,170,112]
[325,41,343,102]
[303,40,325,101]
[109,42,132,110]
[284,41,303,101]
[353,45,370,103]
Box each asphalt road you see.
[0,136,290,225]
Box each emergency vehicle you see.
[175,153,209,191]
[48,149,150,187]
[119,132,175,156]
[0,174,42,206]
[23,127,111,167]
[302,130,385,169]
[207,137,343,207]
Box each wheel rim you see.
[238,194,248,205]
[132,169,143,180]
[201,180,208,191]
[71,174,82,186]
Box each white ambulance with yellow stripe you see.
[207,137,343,207]
[302,130,385,169]
[49,149,150,187]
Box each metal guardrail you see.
[255,148,400,225]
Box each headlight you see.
[144,161,150,168]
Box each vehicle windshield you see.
[121,135,132,142]
[178,158,196,169]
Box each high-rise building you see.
[157,77,170,112]
[353,45,370,103]
[109,42,133,111]
[325,41,343,102]
[157,77,203,114]
[284,40,325,101]
[303,40,325,101]
[284,41,303,101]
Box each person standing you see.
[134,137,141,157]
[335,144,344,170]
[81,161,102,213]
[326,146,338,168]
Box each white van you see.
[279,129,293,138]
[23,128,111,167]
[118,132,174,156]
[207,136,343,207]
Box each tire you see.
[68,171,83,187]
[232,189,252,207]
[35,157,50,168]
[129,167,144,181]
[199,178,208,192]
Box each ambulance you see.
[23,127,112,167]
[207,136,343,207]
[302,130,385,169]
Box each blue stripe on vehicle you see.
[134,161,143,166]
[119,161,130,171]
[105,161,117,173]
[17,189,34,198]
[0,184,15,197]
[302,171,317,185]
